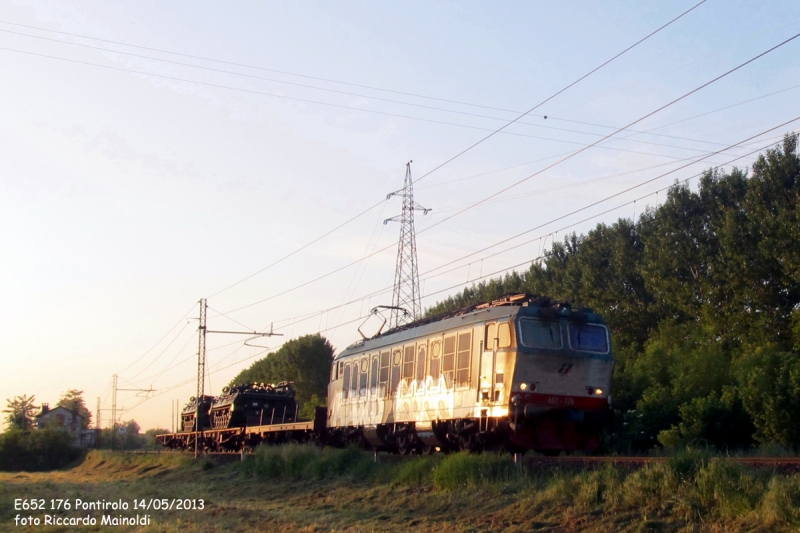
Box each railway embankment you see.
[2,447,800,531]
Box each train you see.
[157,294,613,455]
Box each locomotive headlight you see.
[519,382,528,391]
[595,388,603,395]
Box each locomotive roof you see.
[335,294,606,360]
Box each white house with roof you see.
[34,404,95,448]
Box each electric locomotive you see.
[327,294,613,455]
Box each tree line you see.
[2,389,167,470]
[426,134,800,452]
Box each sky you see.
[1,1,799,431]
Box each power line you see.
[205,198,388,299]
[218,28,800,318]
[226,131,788,336]
[0,43,735,170]
[409,0,709,185]
[1,24,755,157]
[120,129,785,413]
[0,17,698,118]
[115,302,196,375]
[413,31,800,235]
[123,321,192,382]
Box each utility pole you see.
[384,161,430,329]
[110,375,154,451]
[193,298,280,458]
[111,374,117,451]
[195,298,207,459]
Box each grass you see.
[2,447,800,531]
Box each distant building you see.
[34,404,95,448]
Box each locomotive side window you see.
[350,361,358,395]
[456,332,472,387]
[429,341,441,383]
[519,318,562,349]
[485,323,496,351]
[342,363,351,400]
[402,345,415,386]
[442,335,456,388]
[416,344,427,382]
[568,323,609,353]
[498,322,512,348]
[379,350,390,395]
[359,357,368,396]
[390,349,402,395]
[370,355,378,395]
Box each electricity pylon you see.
[384,161,430,329]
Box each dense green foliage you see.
[96,420,167,450]
[0,427,81,471]
[229,334,334,418]
[426,135,800,451]
[3,394,37,431]
[56,389,92,429]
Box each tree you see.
[735,346,800,449]
[143,428,170,449]
[3,395,37,432]
[57,389,92,429]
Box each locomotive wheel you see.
[395,433,414,455]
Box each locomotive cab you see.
[508,303,613,454]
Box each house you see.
[34,404,96,448]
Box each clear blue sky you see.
[2,1,799,430]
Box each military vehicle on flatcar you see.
[181,395,215,432]
[210,382,298,429]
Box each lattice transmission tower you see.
[384,161,430,329]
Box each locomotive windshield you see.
[568,323,609,353]
[518,318,562,348]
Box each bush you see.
[0,428,82,471]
